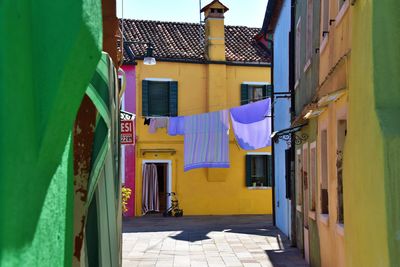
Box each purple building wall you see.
[122,65,136,217]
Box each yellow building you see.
[122,0,273,216]
[314,1,351,266]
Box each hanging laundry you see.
[142,163,159,214]
[168,116,185,136]
[144,118,151,125]
[230,98,271,150]
[184,110,230,171]
[148,117,169,133]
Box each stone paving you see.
[123,215,308,267]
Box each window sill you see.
[335,1,350,27]
[319,213,329,226]
[296,205,302,212]
[320,36,328,54]
[309,211,316,221]
[336,223,345,236]
[246,186,271,190]
[303,59,311,73]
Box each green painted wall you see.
[0,0,101,265]
[345,0,400,266]
[373,0,400,265]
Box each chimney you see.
[201,0,229,61]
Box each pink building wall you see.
[122,64,136,217]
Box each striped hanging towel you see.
[184,110,230,171]
[142,164,159,214]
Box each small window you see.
[295,18,301,81]
[142,80,178,117]
[320,129,329,214]
[240,84,271,105]
[310,143,317,211]
[245,154,272,187]
[296,149,303,205]
[321,0,330,39]
[338,0,346,10]
[306,0,313,61]
[337,119,347,224]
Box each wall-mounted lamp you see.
[143,45,156,65]
[124,41,156,65]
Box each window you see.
[310,142,317,211]
[321,0,330,39]
[295,18,301,82]
[302,143,309,226]
[306,0,313,61]
[142,80,178,117]
[338,0,346,10]
[245,154,272,187]
[320,129,329,214]
[337,120,347,224]
[240,84,271,105]
[296,149,302,206]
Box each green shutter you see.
[169,81,178,117]
[241,84,249,105]
[245,155,252,186]
[142,80,149,116]
[148,82,169,116]
[267,155,273,186]
[266,84,272,97]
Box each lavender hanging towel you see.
[184,110,230,171]
[168,116,185,136]
[230,98,272,150]
[148,117,169,133]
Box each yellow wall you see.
[316,2,351,266]
[134,60,272,216]
[317,95,347,267]
[344,0,390,266]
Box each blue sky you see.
[116,0,268,28]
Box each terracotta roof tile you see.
[120,19,270,64]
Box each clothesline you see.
[140,96,275,118]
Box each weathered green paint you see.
[373,2,400,264]
[0,0,101,265]
[345,0,400,266]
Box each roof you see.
[260,0,284,34]
[120,19,271,65]
[200,0,229,13]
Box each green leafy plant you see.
[122,186,132,213]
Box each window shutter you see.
[266,155,273,187]
[266,84,272,97]
[245,155,252,186]
[142,80,149,116]
[285,149,292,199]
[169,81,178,117]
[241,84,249,105]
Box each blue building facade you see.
[260,0,292,238]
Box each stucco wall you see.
[272,0,292,238]
[345,0,400,266]
[134,60,272,215]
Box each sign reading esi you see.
[121,120,134,145]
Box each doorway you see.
[142,160,172,215]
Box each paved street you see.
[123,215,308,267]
